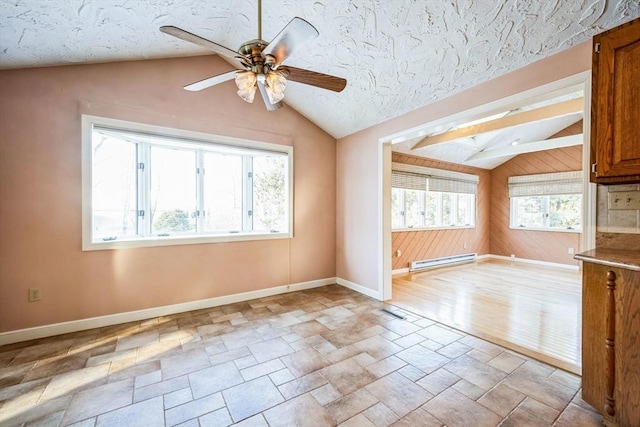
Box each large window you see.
[509,171,582,232]
[391,164,478,230]
[83,116,292,250]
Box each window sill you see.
[509,227,581,234]
[83,231,292,251]
[392,226,475,232]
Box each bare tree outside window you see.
[91,134,137,240]
[253,156,286,231]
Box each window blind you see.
[391,162,479,195]
[508,171,583,197]
[428,177,477,194]
[390,171,427,191]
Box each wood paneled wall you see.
[391,153,491,270]
[490,145,582,266]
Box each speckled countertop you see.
[575,248,640,271]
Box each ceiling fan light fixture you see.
[161,1,346,111]
[235,71,257,103]
[265,72,287,104]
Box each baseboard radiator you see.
[410,253,477,272]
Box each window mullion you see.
[135,143,141,236]
[544,196,551,228]
[451,194,458,226]
[138,143,151,236]
[470,195,476,226]
[419,192,425,227]
[196,150,204,233]
[400,189,406,228]
[243,156,253,232]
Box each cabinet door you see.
[615,267,640,427]
[591,18,640,183]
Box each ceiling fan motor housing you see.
[238,39,275,75]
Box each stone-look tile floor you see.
[0,285,603,427]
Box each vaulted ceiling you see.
[393,91,585,169]
[1,1,638,142]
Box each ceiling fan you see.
[160,0,347,111]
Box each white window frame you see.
[391,163,477,231]
[510,195,582,233]
[82,115,293,250]
[391,188,476,231]
[396,188,425,229]
[508,171,582,233]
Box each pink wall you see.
[0,40,595,333]
[335,132,381,291]
[337,41,592,292]
[0,55,336,332]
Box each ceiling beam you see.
[465,134,583,161]
[412,97,584,150]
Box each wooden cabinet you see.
[590,18,640,184]
[582,261,640,427]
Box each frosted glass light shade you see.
[235,71,257,103]
[265,72,287,104]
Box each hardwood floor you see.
[391,258,582,374]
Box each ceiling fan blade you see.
[262,17,319,68]
[160,26,247,69]
[257,80,283,111]
[184,70,238,92]
[281,66,347,92]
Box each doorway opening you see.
[378,72,594,373]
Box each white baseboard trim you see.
[0,277,336,346]
[391,268,409,275]
[486,254,579,270]
[336,277,382,300]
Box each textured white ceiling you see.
[0,0,638,139]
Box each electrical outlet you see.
[568,247,575,254]
[28,288,41,302]
[510,254,515,261]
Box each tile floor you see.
[0,285,603,427]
